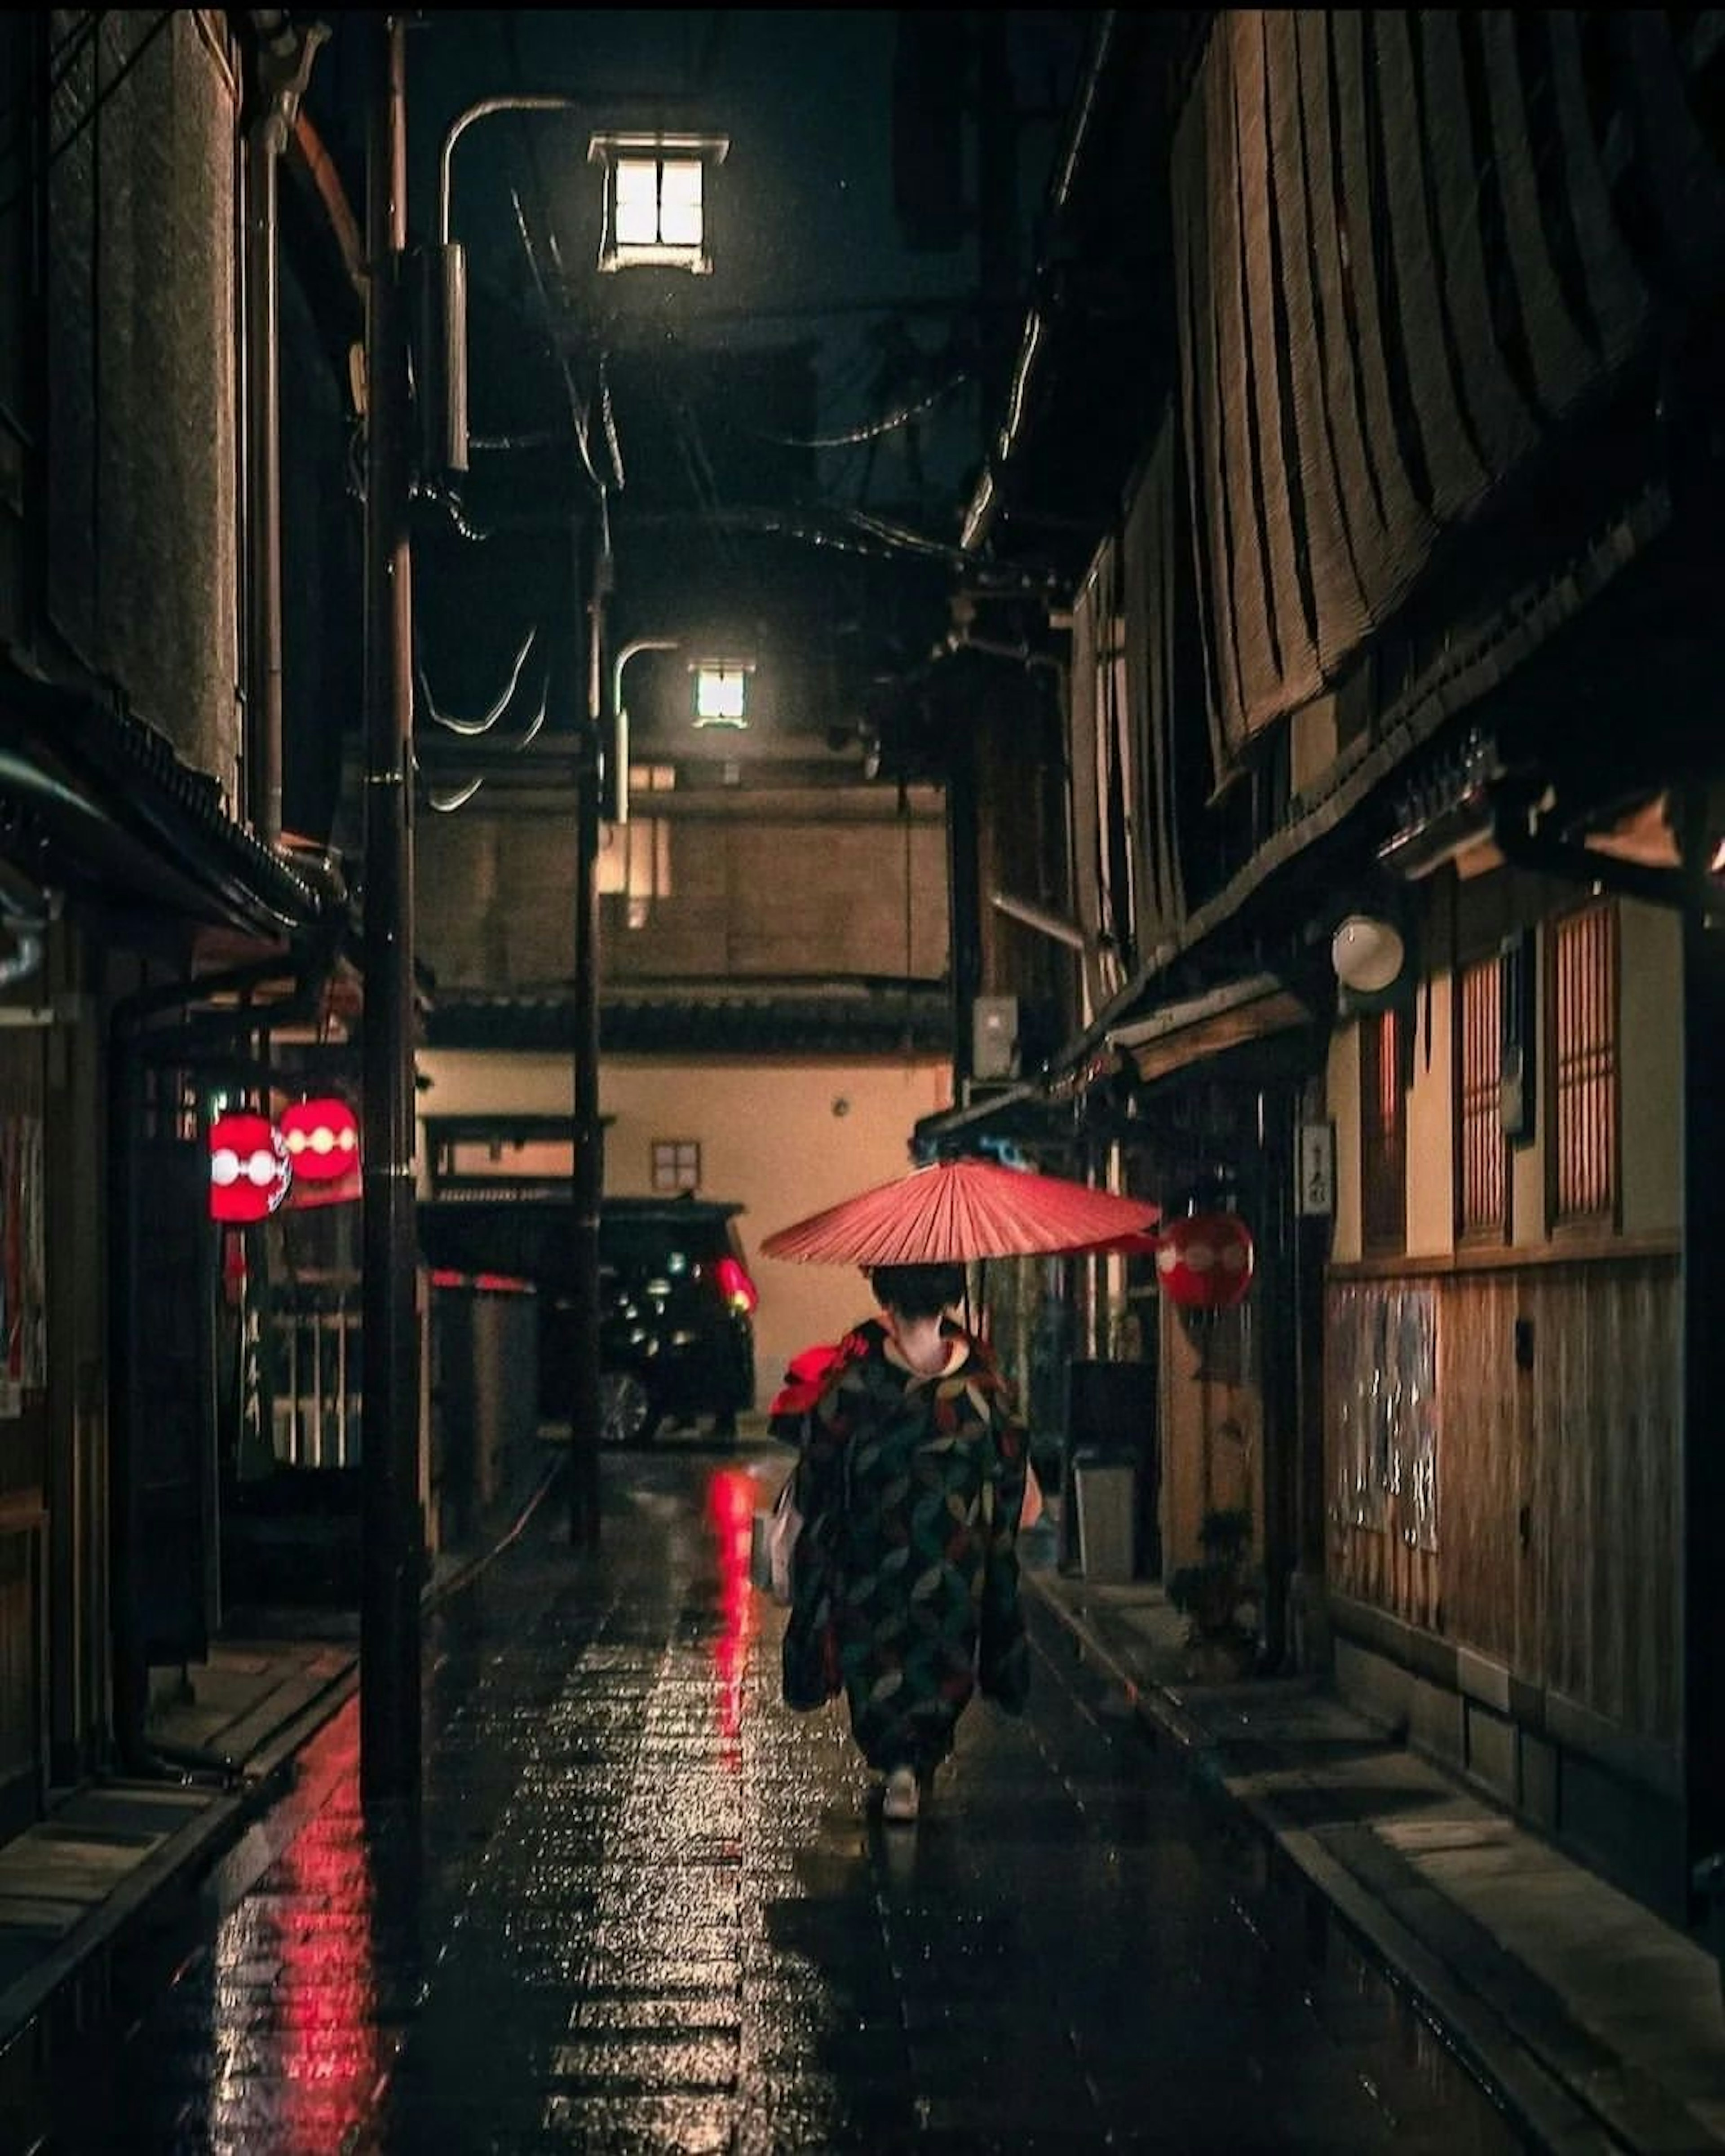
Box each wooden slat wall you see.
[1538,1258,1680,1740]
[1327,1254,1680,1744]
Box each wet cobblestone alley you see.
[22,1447,1529,2153]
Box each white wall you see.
[1405,974,1455,1259]
[1327,1023,1362,1264]
[416,1049,954,1402]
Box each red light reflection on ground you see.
[211,1702,396,2152]
[706,1467,759,1749]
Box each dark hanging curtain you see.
[1171,8,1725,778]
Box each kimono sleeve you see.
[978,1405,1031,1713]
[780,1390,850,1711]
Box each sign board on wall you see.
[1297,1121,1335,1218]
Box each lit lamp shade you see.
[209,1113,292,1224]
[1331,914,1406,995]
[280,1097,360,1183]
[1155,1211,1255,1312]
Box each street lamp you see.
[433,96,728,1551]
[609,636,681,824]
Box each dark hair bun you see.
[867,1261,966,1321]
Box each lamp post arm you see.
[438,93,588,245]
[607,637,680,827]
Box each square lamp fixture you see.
[590,133,729,274]
[692,659,753,729]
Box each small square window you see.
[651,1139,701,1193]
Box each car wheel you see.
[598,1371,659,1447]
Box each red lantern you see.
[209,1112,292,1223]
[1155,1211,1254,1311]
[279,1096,360,1183]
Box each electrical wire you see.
[598,355,625,492]
[750,372,970,451]
[428,776,486,813]
[418,627,538,736]
[508,182,608,500]
[842,506,978,567]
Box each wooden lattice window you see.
[650,1138,701,1193]
[1455,954,1506,1241]
[1360,1011,1406,1253]
[1550,902,1619,1226]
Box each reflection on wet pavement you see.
[26,1449,1529,2153]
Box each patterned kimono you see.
[782,1318,1031,1772]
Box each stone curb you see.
[0,1457,565,2066]
[1023,1567,1626,2156]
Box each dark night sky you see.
[401,9,1084,504]
[306,10,1088,760]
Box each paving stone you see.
[19,1449,1532,2154]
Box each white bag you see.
[750,1472,803,1606]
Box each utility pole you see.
[569,526,610,1550]
[360,8,422,1807]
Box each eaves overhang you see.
[1106,971,1314,1085]
[0,659,323,939]
[427,980,950,1058]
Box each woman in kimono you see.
[782,1261,1031,1823]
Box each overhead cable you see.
[753,372,970,451]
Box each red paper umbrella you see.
[279,1096,359,1182]
[761,1158,1160,1266]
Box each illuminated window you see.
[596,815,672,928]
[1455,954,1507,1241]
[591,134,727,273]
[1360,1010,1406,1253]
[652,1139,701,1193]
[1549,901,1618,1226]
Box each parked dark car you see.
[420,1194,758,1445]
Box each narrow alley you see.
[18,1447,1519,2155]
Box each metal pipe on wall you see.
[243,13,327,848]
[570,531,609,1550]
[245,113,283,845]
[360,9,422,1810]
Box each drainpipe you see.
[244,13,328,848]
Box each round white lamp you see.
[1331,914,1406,995]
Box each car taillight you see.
[713,1256,758,1314]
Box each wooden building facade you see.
[0,13,354,1839]
[916,8,1725,1925]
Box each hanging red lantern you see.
[209,1112,292,1223]
[1155,1211,1255,1311]
[279,1096,360,1183]
[283,1162,361,1212]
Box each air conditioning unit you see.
[971,994,1020,1082]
